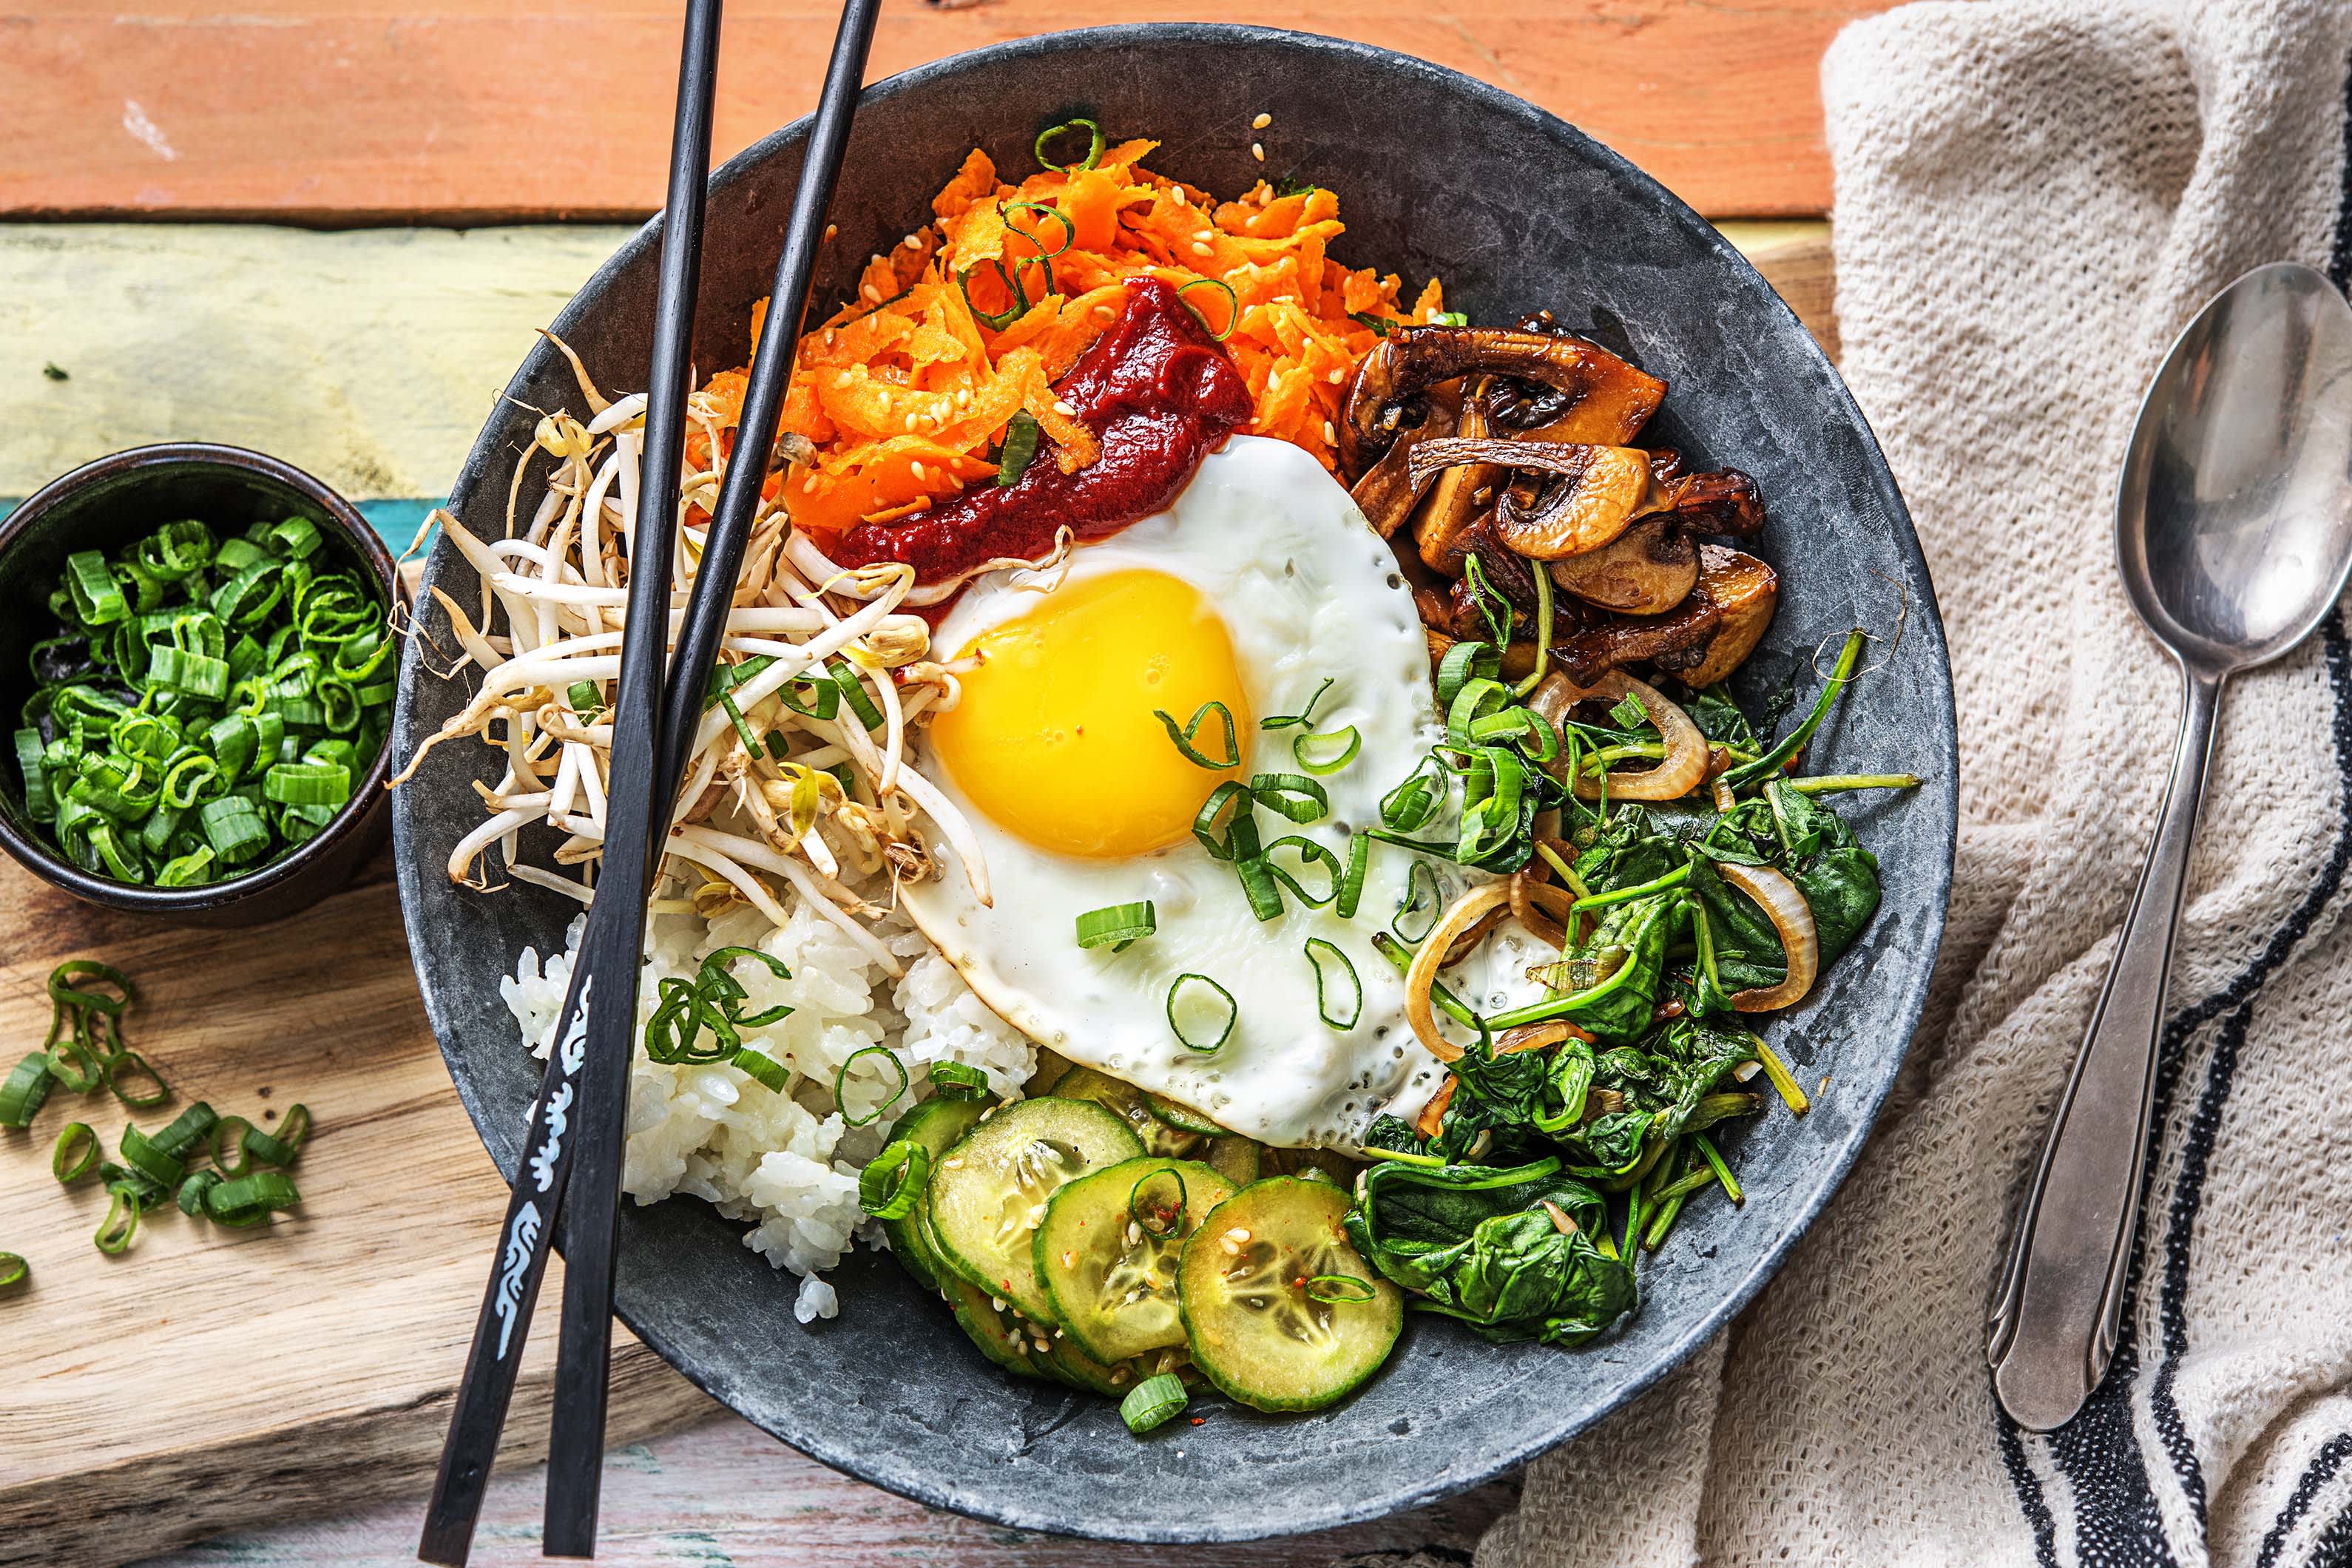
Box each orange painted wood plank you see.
[0,1,1892,223]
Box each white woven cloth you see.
[1467,3,2352,1565]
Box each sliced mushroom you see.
[1408,438,1765,561]
[1677,546,1779,686]
[1546,516,1698,614]
[1653,467,1765,538]
[1487,330,1667,447]
[1413,385,1500,572]
[1349,384,1461,538]
[1340,325,1665,478]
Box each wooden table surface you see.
[0,7,1851,1562]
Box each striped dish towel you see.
[1452,2,2352,1565]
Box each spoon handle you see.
[1987,661,2223,1431]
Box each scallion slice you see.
[834,1044,910,1128]
[107,1051,169,1109]
[52,1122,99,1183]
[0,1253,25,1288]
[1075,900,1156,952]
[828,660,886,731]
[211,1115,254,1179]
[1175,277,1238,342]
[1153,700,1240,770]
[996,410,1042,487]
[1393,860,1444,944]
[1262,836,1340,907]
[1129,1165,1188,1239]
[1293,724,1361,775]
[927,1061,989,1101]
[1260,677,1335,731]
[1248,772,1327,822]
[50,959,134,1016]
[1166,973,1237,1054]
[566,680,606,717]
[118,1123,185,1189]
[1303,938,1363,1030]
[177,1169,222,1217]
[731,1047,790,1092]
[241,1122,299,1168]
[1189,780,1257,862]
[149,1101,218,1159]
[1303,1272,1377,1303]
[94,1189,140,1254]
[857,1139,930,1221]
[0,1052,53,1128]
[1336,833,1371,920]
[1120,1371,1189,1433]
[206,1170,302,1226]
[1033,116,1106,173]
[1434,640,1498,708]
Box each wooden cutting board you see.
[0,847,717,1568]
[0,228,1835,1568]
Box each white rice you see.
[500,891,1035,1309]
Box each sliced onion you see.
[1717,860,1819,1012]
[1495,1018,1593,1054]
[1531,670,1706,802]
[1508,868,1578,952]
[1414,1076,1456,1139]
[1405,882,1513,1064]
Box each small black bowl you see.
[0,442,398,927]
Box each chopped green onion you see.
[731,1047,791,1092]
[1336,833,1371,920]
[177,1169,223,1217]
[206,1170,302,1226]
[50,959,134,1016]
[94,1189,140,1254]
[150,1101,217,1159]
[1166,974,1237,1054]
[959,262,1028,334]
[1260,677,1335,731]
[567,680,606,717]
[107,1052,169,1109]
[0,1253,25,1288]
[834,1044,910,1128]
[1075,899,1156,953]
[1785,773,1922,794]
[858,1139,930,1220]
[1249,772,1328,822]
[118,1124,185,1189]
[1033,116,1106,172]
[1719,629,1866,793]
[241,1122,299,1168]
[1176,277,1238,342]
[66,550,129,626]
[1303,1272,1377,1303]
[1303,939,1363,1030]
[1435,640,1498,708]
[1153,701,1240,769]
[1430,310,1469,327]
[1129,1166,1189,1239]
[1293,725,1361,775]
[1189,780,1257,862]
[198,797,270,863]
[1748,1035,1811,1115]
[829,660,885,731]
[52,1122,99,1182]
[996,409,1042,486]
[0,1052,53,1128]
[778,672,840,720]
[1232,848,1285,922]
[1003,200,1078,259]
[1120,1372,1189,1433]
[1262,836,1341,906]
[1693,1131,1743,1205]
[916,1062,983,1104]
[212,1115,254,1180]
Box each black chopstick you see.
[416,5,722,1563]
[537,0,730,1555]
[539,0,884,1555]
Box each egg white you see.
[901,436,1453,1147]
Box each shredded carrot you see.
[702,138,1447,536]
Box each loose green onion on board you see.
[10,516,388,886]
[1075,901,1156,952]
[51,1123,99,1183]
[0,1054,53,1128]
[1119,1372,1189,1433]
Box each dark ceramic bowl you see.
[0,442,397,926]
[392,25,1957,1542]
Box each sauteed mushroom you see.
[1413,384,1501,572]
[1677,545,1780,686]
[1349,385,1461,538]
[1552,544,1778,686]
[1545,516,1698,614]
[1339,325,1665,477]
[1408,438,1765,562]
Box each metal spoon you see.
[1987,262,2352,1431]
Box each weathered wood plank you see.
[0,221,1834,507]
[0,1,1893,223]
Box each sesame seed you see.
[1027,1204,1046,1226]
[1062,1251,1076,1268]
[910,460,927,483]
[1033,1339,1051,1354]
[955,387,972,407]
[1257,186,1273,206]
[1327,366,1345,384]
[833,370,854,387]
[1095,305,1116,320]
[1171,186,1190,206]
[1219,1237,1240,1256]
[1251,112,1271,130]
[903,412,919,431]
[824,223,837,240]
[1191,241,1213,257]
[1323,420,1336,444]
[991,1296,1005,1311]
[802,474,820,493]
[869,252,885,266]
[861,284,882,303]
[1126,1222,1142,1246]
[902,234,922,250]
[1224,1227,1251,1243]
[944,1158,964,1169]
[823,328,837,347]
[1251,143,1264,162]
[1052,399,1076,417]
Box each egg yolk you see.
[931,569,1251,859]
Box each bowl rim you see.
[396,20,1959,1541]
[0,439,401,913]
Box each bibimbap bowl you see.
[392,25,1957,1542]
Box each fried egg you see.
[901,436,1453,1148]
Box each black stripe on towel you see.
[2257,1433,2352,1568]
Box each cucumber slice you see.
[1026,1048,1073,1097]
[1177,1177,1403,1413]
[1053,1066,1203,1156]
[1146,1091,1225,1137]
[1046,1331,1149,1397]
[1035,1155,1236,1365]
[944,1277,1049,1380]
[1206,1137,1263,1186]
[877,1095,993,1290]
[1271,1143,1361,1186]
[928,1096,1143,1322]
